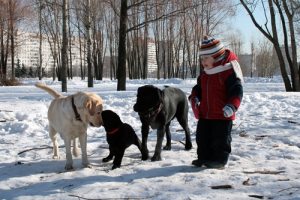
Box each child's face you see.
[201,56,215,69]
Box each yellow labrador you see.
[35,82,103,170]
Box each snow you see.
[0,77,300,200]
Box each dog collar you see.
[71,96,82,121]
[151,102,163,117]
[107,128,120,135]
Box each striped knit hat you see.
[200,36,226,61]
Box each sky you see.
[230,2,267,54]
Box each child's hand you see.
[189,96,200,119]
[223,105,235,118]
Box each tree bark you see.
[117,0,127,91]
[86,0,93,87]
[61,0,68,92]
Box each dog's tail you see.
[35,82,62,99]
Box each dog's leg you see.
[112,148,125,170]
[177,113,192,150]
[78,132,91,168]
[103,146,114,162]
[141,123,149,160]
[64,136,74,170]
[134,134,142,153]
[151,127,165,161]
[49,125,60,159]
[72,138,80,157]
[163,122,171,150]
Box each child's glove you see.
[223,105,235,118]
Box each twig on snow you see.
[0,110,13,112]
[278,186,300,193]
[18,145,65,155]
[243,170,285,175]
[248,195,264,199]
[178,140,186,146]
[288,120,300,125]
[210,184,233,189]
[68,194,154,200]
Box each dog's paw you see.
[112,164,120,170]
[65,164,74,171]
[151,153,162,161]
[185,142,192,150]
[52,155,60,159]
[102,157,113,163]
[141,153,149,160]
[163,145,171,150]
[82,162,92,168]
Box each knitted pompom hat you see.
[200,36,226,61]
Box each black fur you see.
[101,110,142,169]
[133,85,192,161]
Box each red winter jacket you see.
[189,50,243,120]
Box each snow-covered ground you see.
[0,77,299,200]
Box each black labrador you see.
[133,85,192,161]
[101,110,142,169]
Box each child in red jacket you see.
[189,36,243,169]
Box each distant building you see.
[10,32,84,77]
[238,54,253,77]
[147,39,158,73]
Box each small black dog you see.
[101,110,142,169]
[133,85,192,161]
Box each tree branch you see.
[240,0,274,42]
[127,3,200,33]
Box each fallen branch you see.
[0,118,14,122]
[278,186,300,193]
[0,110,13,112]
[178,141,185,146]
[18,145,65,155]
[288,120,300,125]
[248,195,264,199]
[210,184,233,189]
[243,170,285,175]
[255,135,270,140]
[68,194,154,200]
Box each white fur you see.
[35,82,103,170]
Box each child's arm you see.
[189,76,202,119]
[225,71,243,112]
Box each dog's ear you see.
[85,99,96,116]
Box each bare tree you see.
[61,0,68,92]
[240,0,300,91]
[85,0,93,87]
[256,38,277,77]
[0,1,9,81]
[38,0,43,80]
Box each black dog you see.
[101,110,142,169]
[133,85,192,161]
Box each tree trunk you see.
[117,0,127,91]
[86,0,93,87]
[68,5,73,80]
[240,0,293,91]
[61,0,68,92]
[38,0,43,80]
[9,0,15,80]
[282,2,300,91]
